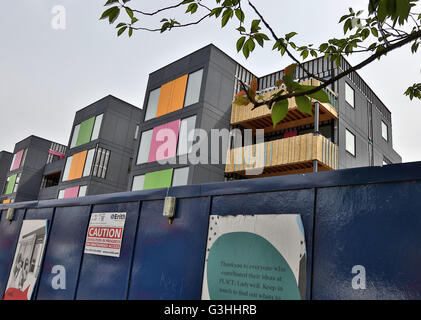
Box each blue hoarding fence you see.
[1,161,421,300]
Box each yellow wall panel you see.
[68,150,87,181]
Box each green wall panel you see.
[76,117,95,147]
[5,174,17,195]
[143,169,173,190]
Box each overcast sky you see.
[1,0,420,162]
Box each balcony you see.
[225,133,338,177]
[231,79,338,133]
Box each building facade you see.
[56,95,142,199]
[130,44,401,190]
[1,136,66,203]
[128,45,237,192]
[0,44,402,202]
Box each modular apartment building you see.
[1,136,67,204]
[0,44,402,201]
[56,95,142,199]
[129,44,401,191]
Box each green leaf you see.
[246,38,255,52]
[285,32,297,41]
[235,9,245,22]
[306,88,332,104]
[295,96,312,116]
[117,26,127,36]
[271,99,289,128]
[251,19,261,33]
[236,36,246,52]
[100,6,120,24]
[104,0,119,6]
[254,34,264,47]
[233,96,250,106]
[221,9,233,27]
[125,7,133,19]
[242,43,250,59]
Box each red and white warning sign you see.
[84,212,127,258]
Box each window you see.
[62,156,73,181]
[381,121,388,141]
[132,175,145,191]
[70,114,103,148]
[144,88,161,121]
[83,149,96,177]
[41,172,61,189]
[91,114,103,141]
[184,69,203,107]
[172,167,189,187]
[177,116,197,156]
[134,125,140,140]
[92,147,110,179]
[58,189,65,199]
[345,129,356,156]
[345,82,355,108]
[137,130,153,165]
[70,124,80,148]
[13,174,21,193]
[78,185,87,197]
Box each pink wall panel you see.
[64,186,80,199]
[49,150,66,160]
[148,119,181,163]
[11,150,24,171]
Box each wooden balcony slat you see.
[225,133,338,176]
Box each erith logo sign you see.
[84,212,127,258]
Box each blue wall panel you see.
[36,206,91,300]
[211,189,315,300]
[0,209,25,299]
[312,181,421,299]
[128,197,210,300]
[76,202,140,300]
[1,163,421,300]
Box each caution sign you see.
[84,212,126,258]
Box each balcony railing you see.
[225,133,338,177]
[231,79,338,131]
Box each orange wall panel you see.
[156,81,173,117]
[169,74,188,114]
[68,150,87,181]
[155,74,188,118]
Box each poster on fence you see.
[201,214,307,300]
[4,220,49,300]
[84,212,126,258]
